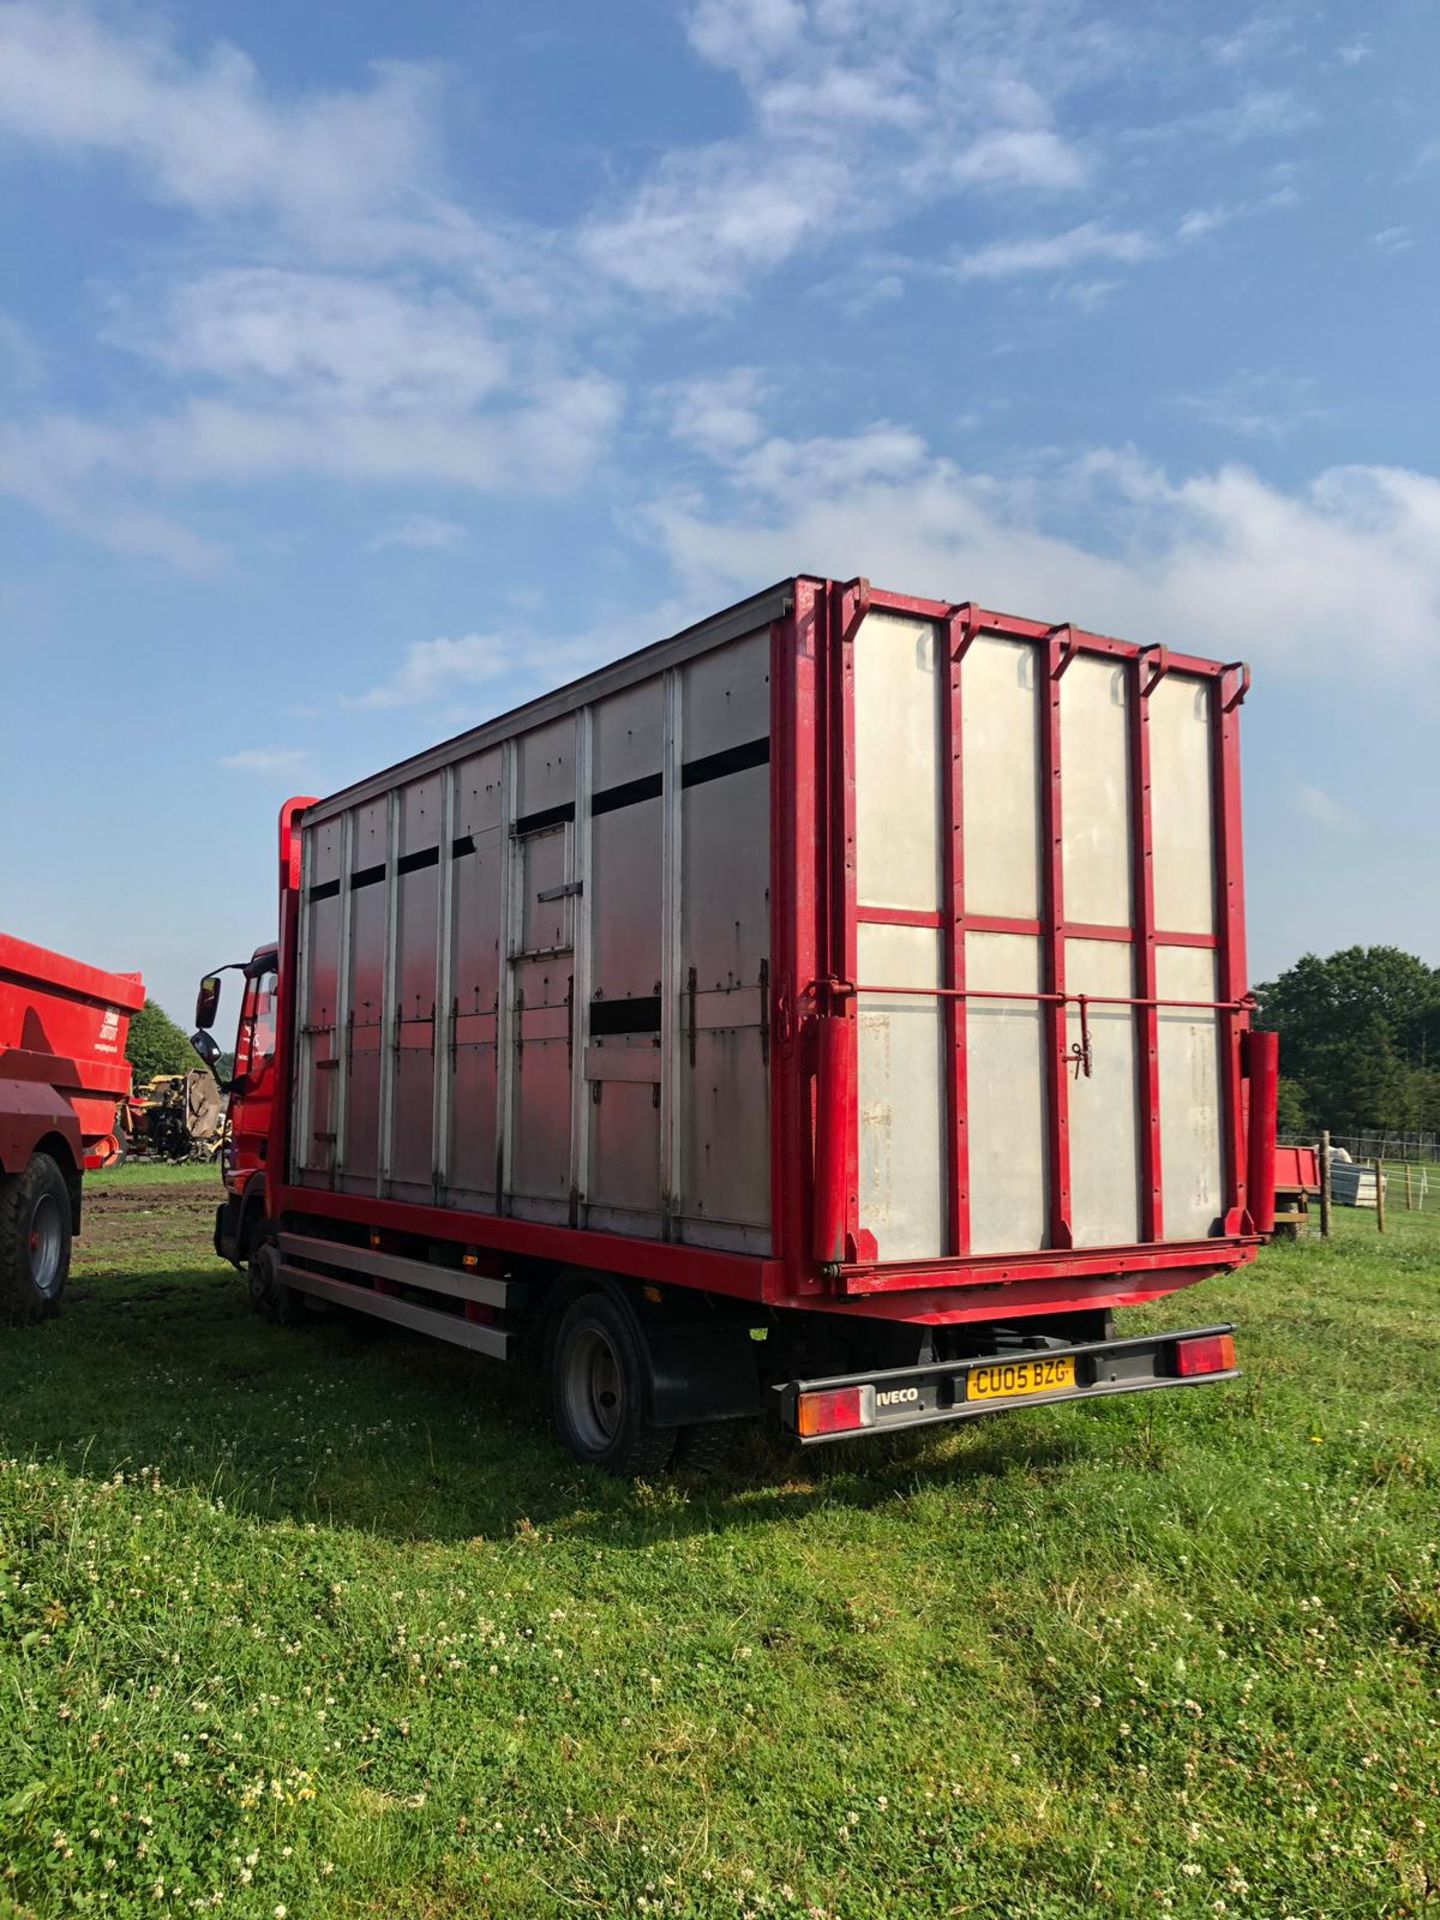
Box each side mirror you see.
[195,975,222,1030]
[190,1029,221,1070]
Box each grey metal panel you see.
[340,855,386,1190]
[328,811,355,1185]
[1060,656,1133,929]
[585,1042,661,1084]
[1156,944,1224,1239]
[659,669,683,1233]
[377,791,401,1194]
[309,815,343,888]
[1150,675,1217,936]
[430,766,457,1191]
[278,1264,510,1361]
[681,766,769,991]
[516,824,573,956]
[568,708,593,1223]
[517,714,576,819]
[454,748,503,839]
[856,922,947,1261]
[589,1077,661,1219]
[965,931,1050,1253]
[495,740,519,1210]
[399,774,443,857]
[677,626,771,761]
[304,586,793,828]
[962,635,1043,919]
[854,611,943,912]
[351,797,387,871]
[1065,939,1141,1247]
[591,802,662,1005]
[680,1028,770,1237]
[509,955,572,1211]
[445,815,502,1202]
[593,680,664,788]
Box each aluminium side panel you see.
[444,749,504,1205]
[337,798,388,1194]
[676,630,772,1253]
[388,774,443,1199]
[585,680,666,1238]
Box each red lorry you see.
[0,933,144,1321]
[194,577,1278,1472]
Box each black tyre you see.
[0,1153,73,1325]
[550,1291,674,1477]
[247,1237,296,1327]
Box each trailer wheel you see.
[551,1291,675,1477]
[0,1153,73,1325]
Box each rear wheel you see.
[0,1153,73,1324]
[550,1291,674,1477]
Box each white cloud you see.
[0,3,440,241]
[1,264,624,560]
[952,222,1152,281]
[1292,784,1358,831]
[1176,370,1325,440]
[578,0,1100,308]
[352,633,518,709]
[367,514,468,552]
[1372,226,1413,255]
[666,369,769,458]
[219,747,310,773]
[129,270,510,410]
[645,423,1440,679]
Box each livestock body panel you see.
[276,576,1263,1325]
[831,586,1256,1286]
[291,614,774,1257]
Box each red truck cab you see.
[194,946,279,1267]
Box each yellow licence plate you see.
[967,1355,1076,1402]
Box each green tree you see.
[1255,947,1440,1134]
[126,1000,198,1084]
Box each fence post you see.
[1319,1131,1332,1240]
[1373,1157,1386,1234]
[1405,1162,1414,1212]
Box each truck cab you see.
[194,946,278,1266]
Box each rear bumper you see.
[779,1324,1238,1442]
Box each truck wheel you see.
[0,1153,73,1325]
[248,1238,296,1327]
[551,1291,675,1477]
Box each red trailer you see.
[195,577,1277,1472]
[0,932,144,1321]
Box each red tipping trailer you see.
[0,932,144,1320]
[197,577,1277,1473]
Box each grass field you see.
[2,1168,1437,1919]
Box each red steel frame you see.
[262,579,1266,1330]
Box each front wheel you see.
[0,1153,73,1324]
[550,1291,674,1477]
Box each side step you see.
[276,1232,522,1361]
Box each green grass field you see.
[2,1168,1437,1919]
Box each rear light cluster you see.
[796,1384,876,1438]
[1174,1332,1236,1377]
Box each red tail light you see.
[1175,1333,1236,1377]
[796,1385,875,1437]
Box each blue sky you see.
[0,0,1436,1025]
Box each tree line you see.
[1256,946,1440,1137]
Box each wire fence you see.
[1277,1132,1436,1226]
